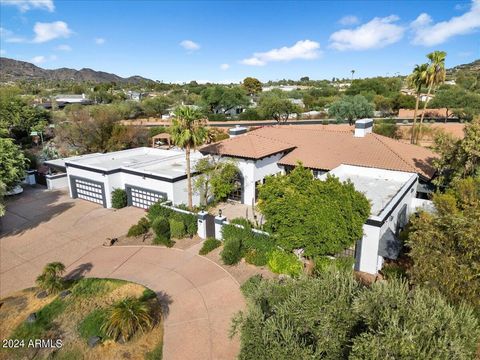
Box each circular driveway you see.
[65,245,244,360]
[1,188,243,359]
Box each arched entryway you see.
[227,171,243,202]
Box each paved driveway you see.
[1,187,243,359]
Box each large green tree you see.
[141,96,173,117]
[257,92,301,123]
[232,272,479,360]
[170,106,207,209]
[407,177,480,311]
[201,86,249,114]
[0,138,28,191]
[328,95,374,125]
[257,165,370,257]
[242,77,262,96]
[428,86,480,121]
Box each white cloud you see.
[220,63,230,70]
[339,15,360,26]
[31,55,46,64]
[56,44,71,51]
[241,40,321,66]
[0,27,27,43]
[411,0,480,46]
[179,40,200,51]
[33,21,72,43]
[1,0,54,12]
[94,37,105,45]
[329,15,405,51]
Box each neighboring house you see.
[289,98,305,108]
[54,93,91,104]
[262,85,309,92]
[45,148,202,209]
[126,91,147,101]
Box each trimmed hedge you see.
[127,217,150,237]
[147,202,197,238]
[151,217,173,247]
[221,236,243,265]
[111,189,127,209]
[199,238,221,255]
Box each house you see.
[319,164,417,274]
[126,91,147,102]
[200,120,437,205]
[54,93,91,104]
[200,120,438,275]
[45,148,202,209]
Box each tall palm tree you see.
[170,106,207,209]
[416,50,447,143]
[408,63,429,144]
[351,70,355,80]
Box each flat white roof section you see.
[320,164,417,217]
[47,147,203,180]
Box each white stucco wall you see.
[357,224,381,274]
[172,177,201,206]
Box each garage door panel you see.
[126,185,166,209]
[70,176,106,207]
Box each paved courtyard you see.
[0,186,244,359]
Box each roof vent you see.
[354,119,373,138]
[228,125,247,138]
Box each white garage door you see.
[126,185,166,209]
[71,176,106,207]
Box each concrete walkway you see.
[1,187,243,359]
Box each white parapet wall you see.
[46,173,68,190]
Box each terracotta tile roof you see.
[201,125,438,179]
[200,132,296,159]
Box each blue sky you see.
[1,0,479,83]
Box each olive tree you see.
[0,138,27,190]
[328,95,374,125]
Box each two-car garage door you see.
[70,176,106,207]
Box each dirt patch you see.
[0,279,163,360]
[203,246,275,285]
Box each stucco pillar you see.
[197,211,208,239]
[214,215,227,240]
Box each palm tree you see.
[351,70,355,80]
[170,106,207,209]
[416,50,447,143]
[408,63,429,144]
[101,297,153,341]
[36,262,66,294]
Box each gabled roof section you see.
[200,132,296,159]
[201,125,438,179]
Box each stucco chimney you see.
[228,125,247,138]
[354,119,373,137]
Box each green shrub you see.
[183,213,197,236]
[101,297,153,341]
[35,262,66,295]
[147,202,172,221]
[169,218,186,239]
[220,236,243,265]
[207,113,228,121]
[111,188,127,209]
[199,238,221,255]
[78,309,109,340]
[314,256,335,273]
[335,257,355,272]
[373,122,399,139]
[127,217,150,237]
[244,249,269,266]
[139,288,157,302]
[151,217,173,247]
[240,274,263,298]
[238,108,263,121]
[381,264,407,280]
[267,250,303,277]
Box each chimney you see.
[228,125,247,138]
[354,119,373,137]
